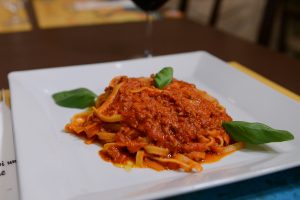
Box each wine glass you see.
[2,0,26,26]
[131,0,168,57]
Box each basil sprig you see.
[52,88,97,109]
[222,121,294,144]
[154,67,173,89]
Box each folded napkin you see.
[72,0,136,11]
[0,91,19,200]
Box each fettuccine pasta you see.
[65,75,244,172]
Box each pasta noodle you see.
[65,75,244,172]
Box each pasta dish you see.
[65,74,244,172]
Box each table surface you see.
[1,2,300,200]
[1,17,300,94]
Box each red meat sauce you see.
[98,76,233,164]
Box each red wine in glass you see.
[132,0,168,11]
[131,0,168,57]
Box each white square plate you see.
[8,51,300,200]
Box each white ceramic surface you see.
[8,51,300,200]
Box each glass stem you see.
[144,11,154,57]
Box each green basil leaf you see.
[222,121,294,144]
[154,67,173,89]
[52,88,97,109]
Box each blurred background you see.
[166,0,300,58]
[1,0,300,58]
